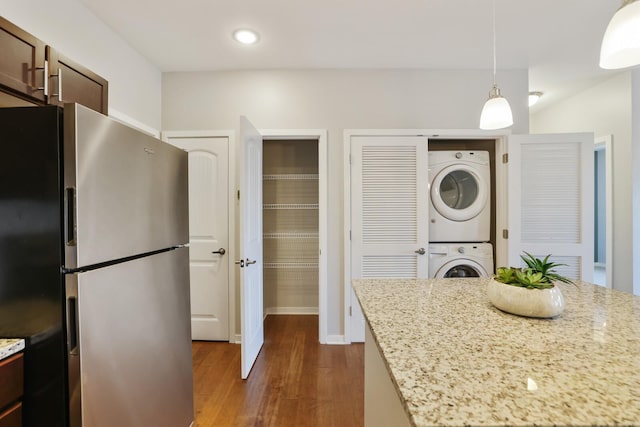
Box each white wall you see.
[531,72,635,294]
[0,0,162,131]
[632,70,640,295]
[162,69,529,338]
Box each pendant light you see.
[479,0,513,130]
[600,0,640,69]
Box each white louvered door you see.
[350,136,429,341]
[508,133,594,282]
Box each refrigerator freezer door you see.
[63,103,188,269]
[66,247,193,427]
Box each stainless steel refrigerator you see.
[0,104,194,427]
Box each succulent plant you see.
[493,252,574,289]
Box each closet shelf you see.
[264,262,319,269]
[264,232,319,239]
[263,174,319,181]
[264,203,319,210]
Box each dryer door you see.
[431,164,488,222]
[435,259,488,278]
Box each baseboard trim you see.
[326,335,347,345]
[233,327,344,345]
[265,307,319,315]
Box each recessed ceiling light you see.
[528,91,543,107]
[233,29,259,45]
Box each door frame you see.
[594,134,613,288]
[162,129,237,342]
[343,129,510,344]
[260,129,329,344]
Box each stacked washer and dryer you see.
[428,151,494,278]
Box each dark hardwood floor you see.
[192,315,364,427]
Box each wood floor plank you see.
[192,315,364,427]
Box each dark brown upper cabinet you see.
[0,16,47,104]
[0,17,108,114]
[46,47,108,114]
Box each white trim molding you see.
[326,335,347,345]
[109,108,160,138]
[264,307,319,315]
[595,135,614,288]
[161,129,237,342]
[260,129,329,344]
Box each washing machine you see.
[428,243,494,278]
[429,150,490,242]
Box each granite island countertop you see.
[0,338,25,361]
[353,278,640,427]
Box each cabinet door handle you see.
[246,259,257,265]
[212,248,226,255]
[414,247,426,255]
[51,67,62,102]
[35,60,49,96]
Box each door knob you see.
[414,247,426,255]
[235,259,244,267]
[212,248,226,255]
[246,259,257,265]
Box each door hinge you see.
[502,153,509,164]
[349,230,352,241]
[237,190,240,200]
[503,229,509,239]
[349,306,352,316]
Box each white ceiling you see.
[77,0,625,112]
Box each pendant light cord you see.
[492,0,497,86]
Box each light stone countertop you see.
[353,278,640,427]
[0,338,25,361]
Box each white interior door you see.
[239,116,264,379]
[350,136,429,342]
[508,133,594,282]
[164,136,230,341]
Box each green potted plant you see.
[488,252,574,318]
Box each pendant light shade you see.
[600,0,640,69]
[480,85,513,130]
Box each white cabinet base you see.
[365,323,411,427]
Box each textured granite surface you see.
[353,278,640,427]
[0,338,25,361]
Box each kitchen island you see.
[353,278,640,427]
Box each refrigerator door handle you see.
[65,187,76,245]
[67,296,79,355]
[65,274,82,427]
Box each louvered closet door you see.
[508,134,594,282]
[351,136,429,278]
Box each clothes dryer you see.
[429,150,490,242]
[428,243,494,278]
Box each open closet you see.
[262,139,319,315]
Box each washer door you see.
[431,164,488,222]
[435,259,488,278]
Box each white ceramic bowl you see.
[487,278,565,318]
